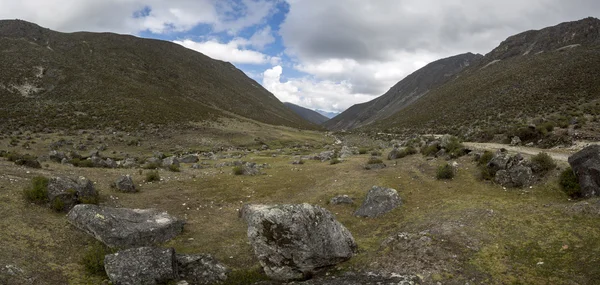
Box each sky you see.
[1,0,598,114]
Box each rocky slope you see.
[0,20,316,132]
[284,102,330,125]
[323,53,483,130]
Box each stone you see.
[115,175,136,193]
[510,136,522,146]
[176,254,229,285]
[314,151,334,162]
[104,247,177,285]
[568,145,600,197]
[145,157,162,168]
[105,158,118,168]
[339,146,354,159]
[291,160,304,165]
[494,165,533,188]
[67,204,185,248]
[364,163,386,170]
[355,186,401,218]
[47,176,97,212]
[179,155,199,164]
[487,151,512,172]
[48,150,66,163]
[162,156,180,168]
[330,195,354,205]
[387,148,401,160]
[241,204,356,281]
[121,158,137,168]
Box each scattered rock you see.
[162,156,180,168]
[330,195,354,205]
[121,158,137,168]
[313,151,334,162]
[387,148,401,160]
[48,150,66,163]
[114,175,136,193]
[568,145,600,197]
[241,203,357,281]
[104,247,177,285]
[179,155,199,164]
[510,136,522,146]
[145,157,162,168]
[339,146,355,159]
[291,160,304,165]
[67,204,185,248]
[176,254,229,285]
[47,176,97,212]
[355,186,401,218]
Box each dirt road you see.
[463,142,574,162]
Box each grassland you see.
[1,123,600,285]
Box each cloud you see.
[249,26,275,49]
[262,66,375,112]
[174,38,272,64]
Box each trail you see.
[463,142,574,162]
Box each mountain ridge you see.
[283,102,329,125]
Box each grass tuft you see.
[23,176,49,204]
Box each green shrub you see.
[223,267,269,285]
[168,164,180,172]
[23,176,49,204]
[367,157,383,164]
[358,148,368,155]
[81,242,112,276]
[421,145,439,157]
[330,158,341,165]
[531,152,556,174]
[70,158,94,168]
[145,171,161,182]
[404,146,418,155]
[445,136,465,157]
[477,151,494,166]
[371,150,382,156]
[559,167,581,197]
[143,162,160,170]
[436,163,455,180]
[51,198,65,212]
[479,166,496,181]
[233,166,244,175]
[80,192,100,205]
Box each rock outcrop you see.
[568,145,600,197]
[104,247,177,285]
[176,254,229,285]
[47,176,97,212]
[355,186,401,218]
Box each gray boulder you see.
[176,254,229,285]
[48,150,66,163]
[115,175,136,193]
[339,146,354,159]
[387,148,401,160]
[105,158,118,169]
[568,145,600,197]
[121,158,137,168]
[47,176,97,212]
[314,151,334,162]
[241,204,357,281]
[67,204,185,248]
[494,165,533,188]
[104,247,177,285]
[487,151,512,172]
[511,136,522,146]
[144,157,162,168]
[179,155,199,164]
[330,195,354,205]
[162,156,180,168]
[355,186,401,218]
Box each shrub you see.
[367,157,383,164]
[168,164,180,172]
[81,242,112,276]
[531,152,556,174]
[404,146,418,155]
[23,176,49,204]
[479,166,496,181]
[371,150,382,156]
[6,152,22,162]
[51,198,65,212]
[70,158,94,168]
[145,171,161,182]
[330,158,341,165]
[436,163,455,180]
[421,145,439,157]
[233,166,244,175]
[477,151,494,166]
[559,167,581,197]
[80,192,100,205]
[358,148,368,155]
[143,162,160,170]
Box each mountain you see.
[371,17,600,139]
[323,53,483,130]
[0,20,316,132]
[283,102,329,125]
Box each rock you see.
[495,165,533,188]
[364,163,386,170]
[330,195,354,205]
[355,186,401,218]
[487,151,512,172]
[440,134,453,149]
[48,150,66,163]
[176,254,229,285]
[435,149,448,158]
[339,146,354,159]
[67,204,185,248]
[191,163,208,169]
[179,155,199,164]
[153,151,166,159]
[104,247,177,285]
[162,156,180,168]
[241,162,262,176]
[145,157,162,167]
[90,156,105,168]
[241,204,357,281]
[291,160,304,165]
[115,175,136,193]
[47,176,97,212]
[261,145,269,150]
[568,145,600,197]
[314,151,334,162]
[105,158,117,168]
[510,136,522,146]
[387,148,401,160]
[121,158,137,168]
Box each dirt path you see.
[463,142,574,162]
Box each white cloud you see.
[174,38,272,64]
[249,26,275,49]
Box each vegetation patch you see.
[559,167,581,197]
[145,171,161,182]
[436,163,455,180]
[23,176,49,204]
[80,242,113,276]
[530,152,556,174]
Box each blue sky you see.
[2,0,598,114]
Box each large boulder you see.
[48,150,66,163]
[354,186,401,218]
[510,136,522,146]
[339,146,355,159]
[162,156,180,168]
[241,204,357,281]
[568,145,600,197]
[114,175,136,193]
[67,204,185,248]
[487,150,512,172]
[314,151,334,162]
[104,247,177,285]
[387,148,401,160]
[494,165,533,188]
[47,176,97,212]
[120,158,138,168]
[176,254,229,285]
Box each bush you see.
[436,163,455,180]
[81,242,112,276]
[23,176,49,204]
[371,150,382,156]
[367,157,383,164]
[80,192,100,205]
[531,152,556,174]
[358,148,368,155]
[404,146,418,155]
[421,145,439,157]
[477,151,494,166]
[559,167,581,197]
[233,166,244,175]
[70,158,94,168]
[168,164,180,172]
[51,198,66,212]
[330,158,341,165]
[479,166,496,181]
[145,171,161,182]
[143,162,160,169]
[6,152,22,162]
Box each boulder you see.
[354,186,401,218]
[241,162,262,176]
[48,150,66,163]
[67,204,185,248]
[47,176,97,212]
[291,160,304,165]
[176,254,229,285]
[387,148,401,160]
[510,136,522,146]
[487,151,512,172]
[104,247,177,285]
[330,195,354,205]
[339,146,354,159]
[314,151,334,162]
[105,158,118,169]
[179,155,199,164]
[568,145,600,197]
[114,175,136,193]
[241,204,357,281]
[121,158,137,168]
[162,156,180,168]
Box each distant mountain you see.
[316,110,340,119]
[0,20,316,132]
[372,17,600,139]
[284,102,329,125]
[323,53,483,130]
